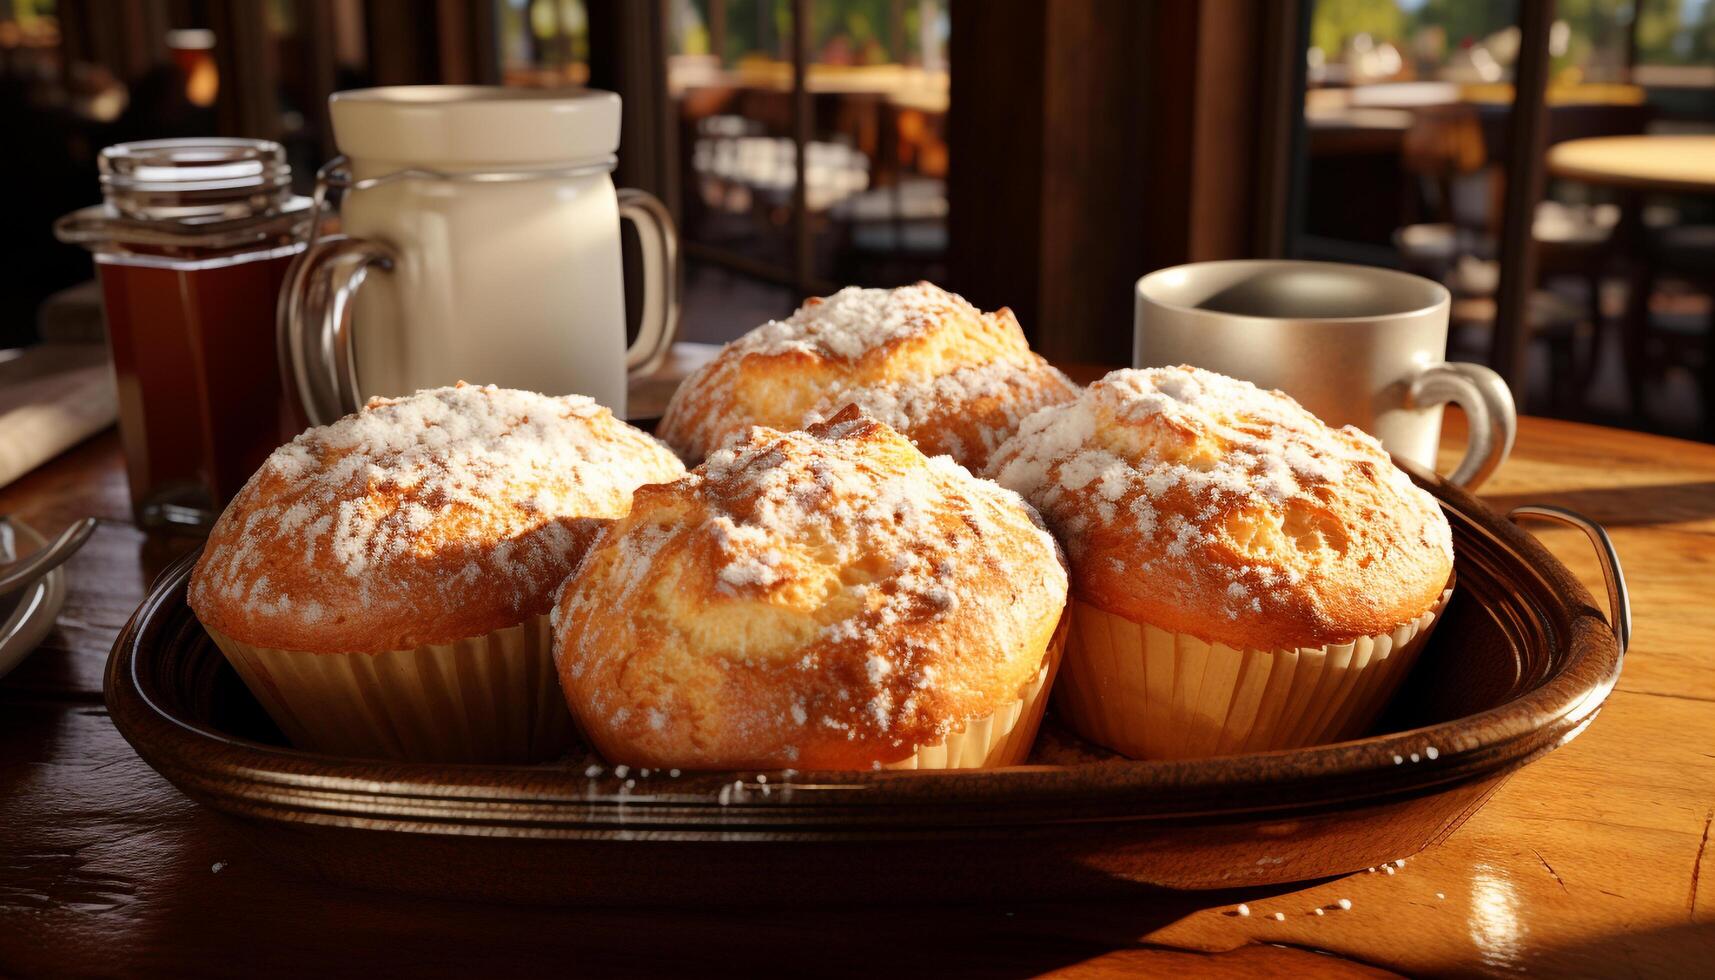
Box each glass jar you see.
[55,139,313,530]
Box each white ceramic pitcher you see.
[280,86,678,423]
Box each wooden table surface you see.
[2,415,1713,978]
[1547,134,1715,197]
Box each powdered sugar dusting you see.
[559,408,1069,760]
[193,383,684,647]
[690,419,1058,729]
[989,366,1453,626]
[736,283,973,360]
[657,282,1077,468]
[804,357,1072,464]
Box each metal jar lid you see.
[56,138,313,253]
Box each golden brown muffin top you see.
[987,367,1453,650]
[190,383,684,654]
[657,282,1077,469]
[555,406,1068,770]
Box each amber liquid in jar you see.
[97,247,300,521]
[56,139,313,529]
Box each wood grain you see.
[2,412,1713,977]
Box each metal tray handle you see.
[1509,504,1631,656]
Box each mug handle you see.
[1405,361,1517,490]
[616,188,680,378]
[277,235,395,426]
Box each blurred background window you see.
[665,0,950,341]
[2,0,1710,439]
[1294,0,1715,440]
[500,0,590,87]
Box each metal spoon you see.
[0,517,97,597]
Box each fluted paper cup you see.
[205,614,576,763]
[1053,584,1452,760]
[883,610,1068,770]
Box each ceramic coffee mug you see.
[1134,260,1514,488]
[280,86,678,424]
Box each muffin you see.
[190,383,685,762]
[987,366,1454,760]
[554,405,1069,771]
[658,282,1077,471]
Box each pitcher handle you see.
[616,188,680,377]
[277,235,395,426]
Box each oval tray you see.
[104,474,1623,905]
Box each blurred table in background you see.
[1301,85,1657,258]
[1548,135,1715,197]
[1550,135,1715,436]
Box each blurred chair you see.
[1394,105,1582,412]
[1535,103,1655,401]
[1398,104,1489,239]
[1394,102,1654,415]
[1623,223,1715,439]
[829,176,948,285]
[831,101,949,285]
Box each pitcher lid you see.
[328,86,621,167]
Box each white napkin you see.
[0,344,118,490]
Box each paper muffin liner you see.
[882,609,1069,770]
[204,614,576,763]
[1053,584,1453,760]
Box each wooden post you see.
[1490,0,1556,391]
[790,0,813,294]
[949,0,1281,363]
[586,0,679,217]
[889,0,904,63]
[207,0,279,139]
[434,0,473,84]
[1255,0,1309,259]
[946,0,1050,343]
[86,1,123,76]
[363,0,439,85]
[708,0,727,64]
[1037,0,1153,359]
[117,0,169,80]
[55,0,96,73]
[299,0,341,160]
[585,0,682,341]
[433,0,500,86]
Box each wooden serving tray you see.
[104,473,1623,905]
